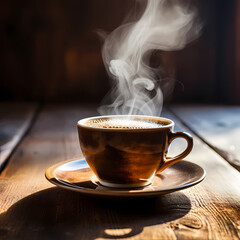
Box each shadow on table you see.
[0,187,191,240]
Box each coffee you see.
[83,117,167,129]
[78,115,193,188]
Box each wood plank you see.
[0,105,239,240]
[170,105,240,171]
[0,102,38,170]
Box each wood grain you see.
[0,102,38,170]
[0,105,239,240]
[171,105,240,171]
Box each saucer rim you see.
[45,158,206,197]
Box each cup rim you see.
[77,115,174,131]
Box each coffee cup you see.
[77,115,193,188]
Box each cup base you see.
[99,180,152,189]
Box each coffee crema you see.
[83,118,166,129]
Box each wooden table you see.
[0,103,240,240]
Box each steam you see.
[98,0,201,116]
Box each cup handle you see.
[156,131,193,174]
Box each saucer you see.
[45,159,205,198]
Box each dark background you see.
[0,0,239,105]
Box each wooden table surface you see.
[0,103,240,240]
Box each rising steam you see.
[98,0,201,116]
